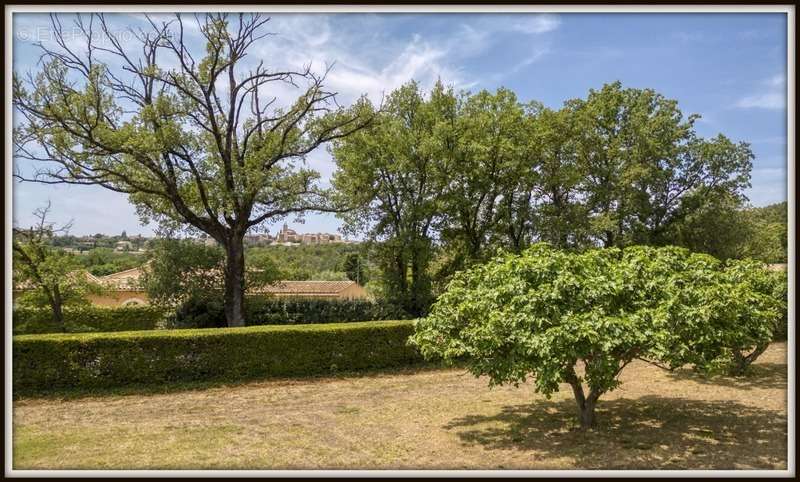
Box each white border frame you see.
[4,3,796,478]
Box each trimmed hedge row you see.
[12,306,167,335]
[13,320,421,392]
[169,296,412,328]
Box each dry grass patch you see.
[13,343,787,470]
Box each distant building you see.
[275,223,345,245]
[114,240,133,252]
[252,280,368,300]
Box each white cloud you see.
[735,73,787,110]
[13,12,562,234]
[507,14,561,34]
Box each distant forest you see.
[46,200,786,282]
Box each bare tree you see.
[13,13,374,326]
[13,202,88,328]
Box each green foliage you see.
[79,248,143,276]
[712,262,787,375]
[673,199,787,264]
[410,244,783,426]
[342,253,368,284]
[740,202,788,264]
[13,320,421,392]
[166,296,411,329]
[13,204,99,326]
[332,81,758,316]
[142,238,226,305]
[13,305,167,335]
[246,244,366,281]
[13,14,372,327]
[570,82,753,248]
[770,269,789,341]
[332,81,452,316]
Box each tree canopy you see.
[410,244,784,428]
[13,203,97,327]
[13,13,372,326]
[332,80,757,315]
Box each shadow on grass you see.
[13,361,453,402]
[443,396,787,469]
[662,363,788,391]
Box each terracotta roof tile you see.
[254,280,358,295]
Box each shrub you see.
[12,305,167,335]
[713,260,787,375]
[166,296,411,329]
[410,244,782,429]
[13,320,421,392]
[771,269,789,342]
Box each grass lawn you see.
[13,342,787,470]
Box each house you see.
[252,280,368,300]
[89,266,149,307]
[114,240,134,252]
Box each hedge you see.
[13,305,168,335]
[13,320,421,392]
[169,296,412,329]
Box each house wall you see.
[338,283,369,300]
[87,291,150,307]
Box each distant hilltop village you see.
[50,225,355,254]
[206,223,355,247]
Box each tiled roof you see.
[99,266,145,291]
[14,269,99,291]
[253,280,358,295]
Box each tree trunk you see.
[223,235,246,328]
[567,371,602,429]
[49,285,65,332]
[729,344,769,376]
[579,395,598,429]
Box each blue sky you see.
[12,12,789,236]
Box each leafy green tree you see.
[740,202,788,264]
[144,236,282,308]
[527,105,590,249]
[142,237,227,307]
[672,199,787,263]
[80,247,143,276]
[12,203,96,328]
[411,244,781,428]
[570,82,753,247]
[332,81,450,316]
[713,260,786,375]
[437,88,527,269]
[671,192,754,261]
[246,243,363,281]
[13,13,372,327]
[342,252,367,284]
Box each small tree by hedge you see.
[13,202,99,329]
[713,260,786,375]
[410,244,782,429]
